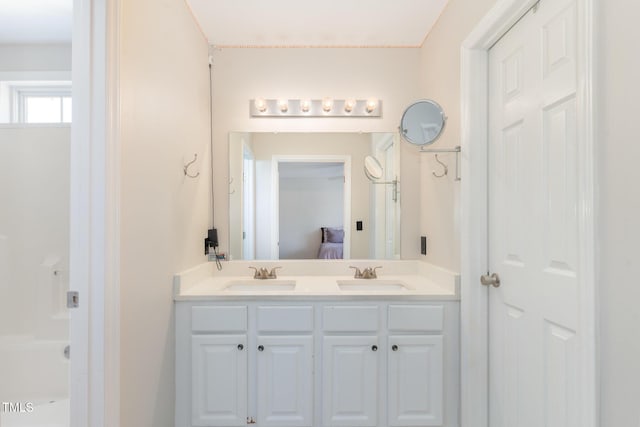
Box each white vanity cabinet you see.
[189,306,249,427]
[321,305,380,427]
[255,305,314,427]
[386,305,446,426]
[191,334,248,427]
[176,300,459,427]
[178,304,315,427]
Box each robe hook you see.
[432,154,448,178]
[183,154,200,178]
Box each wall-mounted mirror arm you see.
[364,155,399,202]
[370,178,399,202]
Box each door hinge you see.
[67,291,79,308]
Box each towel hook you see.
[183,154,200,178]
[432,154,448,178]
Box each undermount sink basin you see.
[336,279,410,292]
[224,280,296,292]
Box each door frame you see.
[459,0,597,426]
[270,155,352,259]
[70,0,120,425]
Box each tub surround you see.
[173,260,460,300]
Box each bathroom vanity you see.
[174,261,460,427]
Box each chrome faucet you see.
[249,266,281,279]
[349,266,382,279]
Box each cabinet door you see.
[257,335,313,427]
[322,336,379,427]
[192,335,247,427]
[388,335,443,426]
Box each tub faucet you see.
[249,266,281,279]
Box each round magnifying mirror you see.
[364,155,384,181]
[399,100,446,146]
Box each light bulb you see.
[365,98,378,113]
[322,97,333,112]
[278,99,289,113]
[344,98,357,113]
[254,97,267,113]
[300,99,311,113]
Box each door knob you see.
[392,345,398,351]
[237,344,244,350]
[258,345,264,352]
[371,345,378,351]
[480,272,501,287]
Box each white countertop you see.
[174,260,460,301]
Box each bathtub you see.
[0,336,69,427]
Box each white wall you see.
[597,0,640,425]
[0,44,71,75]
[418,0,499,271]
[0,126,70,338]
[211,47,422,259]
[118,0,210,425]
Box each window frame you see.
[10,84,72,124]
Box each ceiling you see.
[0,0,449,47]
[187,0,449,47]
[0,0,72,44]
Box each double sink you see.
[223,279,411,292]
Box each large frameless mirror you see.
[228,132,402,261]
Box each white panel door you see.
[388,335,443,427]
[322,336,379,427]
[257,335,314,427]
[192,335,248,427]
[488,1,580,427]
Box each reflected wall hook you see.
[433,154,448,178]
[183,154,200,178]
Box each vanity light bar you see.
[250,98,382,118]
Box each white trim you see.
[459,0,596,426]
[13,86,72,123]
[575,0,598,424]
[0,71,72,81]
[104,0,121,425]
[70,0,120,426]
[0,123,71,129]
[271,155,352,259]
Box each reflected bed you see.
[318,227,344,259]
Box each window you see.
[0,81,72,124]
[14,86,72,123]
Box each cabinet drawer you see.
[388,305,443,332]
[323,306,379,332]
[191,306,247,332]
[257,306,314,332]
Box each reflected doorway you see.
[271,155,352,260]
